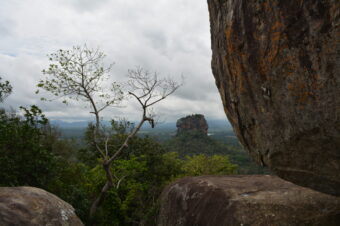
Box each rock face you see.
[176,114,208,135]
[208,0,340,195]
[0,186,83,226]
[158,175,340,226]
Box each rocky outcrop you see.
[176,114,208,135]
[0,186,83,226]
[208,0,340,195]
[158,175,340,226]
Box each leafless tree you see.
[89,67,181,216]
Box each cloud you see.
[62,0,110,12]
[0,0,228,122]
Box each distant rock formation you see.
[208,0,340,195]
[176,114,208,135]
[158,175,340,226]
[0,187,83,226]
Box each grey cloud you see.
[143,30,168,53]
[0,21,13,37]
[0,0,228,123]
[62,0,110,12]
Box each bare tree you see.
[37,45,181,219]
[89,67,181,217]
[38,45,123,158]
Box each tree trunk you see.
[89,162,113,219]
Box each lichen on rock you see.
[158,175,340,226]
[0,186,83,226]
[208,0,340,196]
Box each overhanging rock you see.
[208,0,340,195]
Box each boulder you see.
[0,186,83,226]
[176,114,208,135]
[208,0,340,195]
[158,175,340,226]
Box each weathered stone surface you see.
[0,186,83,226]
[158,175,340,226]
[176,114,208,135]
[208,0,340,195]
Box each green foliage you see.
[0,106,56,187]
[78,128,238,225]
[160,152,184,181]
[182,154,237,176]
[0,78,240,225]
[0,105,91,221]
[164,130,227,157]
[0,107,239,225]
[47,161,90,221]
[164,129,269,175]
[209,132,271,174]
[111,119,135,135]
[0,76,12,103]
[85,135,183,226]
[19,105,48,126]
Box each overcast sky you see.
[0,0,228,123]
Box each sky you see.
[0,0,228,123]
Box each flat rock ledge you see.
[158,175,340,226]
[0,186,83,226]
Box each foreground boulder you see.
[158,175,340,226]
[208,0,340,195]
[0,186,83,226]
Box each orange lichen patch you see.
[224,26,233,51]
[310,74,323,91]
[224,53,246,93]
[237,76,245,93]
[287,80,317,104]
[267,20,283,57]
[258,19,284,78]
[223,25,250,94]
[287,83,298,91]
[271,20,283,31]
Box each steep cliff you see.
[208,0,340,195]
[176,114,209,135]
